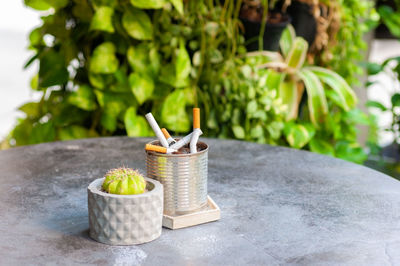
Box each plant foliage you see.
[3,0,372,163]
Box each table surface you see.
[1,137,400,265]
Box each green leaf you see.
[170,0,183,14]
[101,112,118,132]
[88,73,115,89]
[306,66,357,111]
[279,24,296,58]
[209,49,223,64]
[122,8,153,40]
[246,100,258,115]
[72,0,93,22]
[378,6,400,38]
[365,62,383,75]
[30,121,56,144]
[90,6,114,33]
[59,126,93,140]
[267,121,284,140]
[100,100,125,132]
[29,27,43,48]
[176,40,191,81]
[205,22,219,37]
[161,89,190,132]
[110,69,130,92]
[279,78,298,120]
[250,124,264,139]
[30,74,40,90]
[265,70,285,89]
[309,139,334,156]
[286,37,308,70]
[392,93,400,107]
[45,0,68,9]
[92,0,116,7]
[127,44,155,74]
[130,0,166,9]
[124,107,150,136]
[89,42,119,74]
[24,0,51,10]
[298,69,328,127]
[39,50,69,87]
[68,85,97,111]
[366,100,387,111]
[129,73,154,105]
[92,0,117,7]
[183,87,195,105]
[94,90,130,132]
[284,122,315,149]
[335,141,367,164]
[232,125,245,139]
[11,118,33,146]
[344,108,370,125]
[19,102,40,118]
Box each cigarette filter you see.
[145,144,176,154]
[193,108,200,129]
[145,113,169,148]
[161,128,176,145]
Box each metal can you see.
[146,140,208,215]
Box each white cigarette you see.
[170,129,203,150]
[190,128,202,153]
[145,113,169,148]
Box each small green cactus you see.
[102,167,146,195]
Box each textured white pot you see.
[88,177,163,245]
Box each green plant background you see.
[3,0,378,164]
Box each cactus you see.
[102,167,146,195]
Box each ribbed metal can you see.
[146,140,208,215]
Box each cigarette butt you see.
[145,144,176,154]
[145,113,169,148]
[146,144,167,153]
[162,128,176,145]
[161,128,171,139]
[193,108,200,129]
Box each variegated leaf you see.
[286,37,308,70]
[298,69,328,127]
[306,66,357,111]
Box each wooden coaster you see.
[162,196,220,230]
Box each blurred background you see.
[1,0,400,177]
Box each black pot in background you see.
[241,14,290,52]
[287,1,317,46]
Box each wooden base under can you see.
[162,196,220,230]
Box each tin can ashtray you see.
[143,108,220,229]
[146,140,208,215]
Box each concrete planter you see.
[88,177,163,245]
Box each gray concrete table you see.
[1,137,400,265]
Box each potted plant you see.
[240,0,291,51]
[88,167,163,245]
